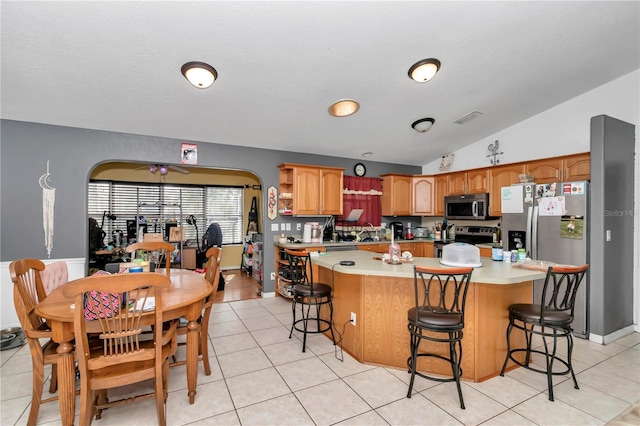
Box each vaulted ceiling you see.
[2,1,638,166]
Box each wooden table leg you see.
[56,341,76,426]
[186,319,201,404]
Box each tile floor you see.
[1,296,639,425]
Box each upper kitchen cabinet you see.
[525,157,562,184]
[563,152,590,182]
[381,174,412,216]
[434,175,448,216]
[488,163,525,217]
[447,170,489,195]
[278,163,344,216]
[412,176,435,216]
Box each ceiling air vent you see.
[454,111,483,125]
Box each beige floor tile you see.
[259,297,293,315]
[166,379,236,425]
[1,395,32,425]
[385,365,441,393]
[226,368,291,408]
[209,319,248,338]
[261,339,316,366]
[335,410,389,425]
[0,370,36,400]
[467,374,540,408]
[613,332,640,347]
[553,380,632,422]
[188,410,241,425]
[250,324,295,346]
[0,353,33,377]
[236,393,314,425]
[241,314,284,331]
[480,409,537,425]
[210,302,233,312]
[318,352,377,378]
[577,366,640,403]
[167,355,222,392]
[594,354,640,383]
[211,331,258,355]
[229,299,262,310]
[303,332,338,355]
[233,306,273,320]
[275,311,294,326]
[421,382,508,425]
[209,309,239,324]
[276,356,339,391]
[217,347,273,378]
[343,368,408,408]
[512,393,603,425]
[375,393,461,425]
[506,364,570,392]
[295,379,371,426]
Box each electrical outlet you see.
[270,272,276,280]
[350,312,356,326]
[297,223,302,231]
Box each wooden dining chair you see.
[9,258,60,426]
[171,246,221,375]
[62,272,178,426]
[125,241,175,271]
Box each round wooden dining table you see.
[36,268,211,426]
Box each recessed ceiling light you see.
[181,61,218,89]
[411,118,435,133]
[362,152,373,157]
[329,99,360,117]
[408,58,441,83]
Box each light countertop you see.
[309,250,546,285]
[275,238,437,250]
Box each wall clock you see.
[354,163,366,177]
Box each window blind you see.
[88,181,244,246]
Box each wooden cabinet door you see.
[320,168,343,215]
[423,242,434,258]
[489,164,525,216]
[412,176,434,216]
[294,166,321,215]
[447,172,467,195]
[412,242,424,257]
[563,153,590,181]
[434,175,448,216]
[381,175,412,216]
[525,158,562,184]
[467,169,489,193]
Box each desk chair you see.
[9,258,60,426]
[500,264,589,401]
[172,247,222,375]
[284,249,335,352]
[126,241,175,271]
[407,266,473,409]
[62,272,178,426]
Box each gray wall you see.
[0,119,420,293]
[589,115,636,336]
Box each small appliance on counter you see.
[405,222,414,240]
[389,221,404,240]
[414,227,430,239]
[440,243,482,267]
[303,222,318,243]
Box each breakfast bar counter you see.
[311,251,547,382]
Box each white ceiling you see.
[2,1,638,166]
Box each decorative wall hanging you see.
[487,140,504,165]
[267,185,278,220]
[39,161,55,258]
[181,142,198,164]
[439,153,454,172]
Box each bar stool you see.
[500,264,589,401]
[284,249,335,352]
[407,265,473,409]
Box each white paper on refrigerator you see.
[501,186,524,213]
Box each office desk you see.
[36,269,211,426]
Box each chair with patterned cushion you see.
[500,264,589,401]
[284,249,335,352]
[9,258,60,425]
[62,272,178,425]
[407,265,473,409]
[125,241,175,271]
[171,246,221,375]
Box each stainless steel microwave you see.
[445,193,492,220]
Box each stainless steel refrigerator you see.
[500,181,589,338]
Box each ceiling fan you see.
[136,164,190,175]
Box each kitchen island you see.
[309,250,547,382]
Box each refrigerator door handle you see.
[472,201,478,218]
[526,206,533,258]
[531,206,539,259]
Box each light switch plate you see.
[297,223,302,231]
[271,223,279,231]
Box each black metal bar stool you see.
[500,264,589,401]
[284,249,335,352]
[407,265,473,409]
